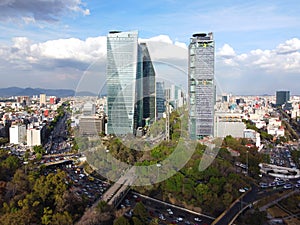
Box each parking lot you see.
[44,161,110,207]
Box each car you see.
[194,217,202,222]
[276,181,285,186]
[295,183,300,188]
[269,182,276,187]
[260,183,268,188]
[283,183,293,189]
[159,214,166,220]
[239,188,246,193]
[177,217,183,222]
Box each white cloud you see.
[139,35,173,44]
[217,44,236,58]
[218,38,300,74]
[0,36,106,70]
[2,34,300,94]
[174,41,187,49]
[275,38,300,54]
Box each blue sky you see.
[0,0,300,94]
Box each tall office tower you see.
[188,32,215,139]
[139,43,156,126]
[40,94,46,106]
[276,91,290,106]
[156,82,165,119]
[106,31,156,135]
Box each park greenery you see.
[82,109,270,218]
[0,150,87,225]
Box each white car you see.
[194,217,202,222]
[177,217,183,222]
[283,183,293,189]
[159,214,166,220]
[239,188,246,193]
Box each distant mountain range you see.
[0,87,97,97]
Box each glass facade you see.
[188,33,215,139]
[156,82,165,119]
[139,43,156,126]
[106,31,156,135]
[276,91,290,106]
[107,31,139,135]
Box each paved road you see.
[259,189,299,211]
[213,184,298,225]
[121,191,215,225]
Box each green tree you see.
[132,202,149,224]
[149,218,159,225]
[41,207,53,225]
[33,145,45,155]
[51,212,73,225]
[132,216,143,225]
[113,216,130,225]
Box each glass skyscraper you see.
[188,32,215,139]
[106,31,156,135]
[156,82,165,119]
[139,43,156,126]
[276,91,290,106]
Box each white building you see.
[269,118,281,127]
[27,128,41,146]
[244,129,261,147]
[9,125,26,145]
[214,113,246,138]
[82,102,96,116]
[254,120,266,129]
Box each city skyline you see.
[0,0,300,94]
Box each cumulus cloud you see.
[217,38,300,73]
[2,34,300,94]
[0,36,106,69]
[216,38,300,94]
[139,35,187,50]
[139,35,173,44]
[0,0,90,23]
[0,34,189,90]
[218,44,236,58]
[0,34,188,72]
[275,38,300,54]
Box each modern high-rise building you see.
[40,94,46,106]
[106,31,156,135]
[188,32,215,139]
[27,128,41,147]
[9,124,26,145]
[276,91,290,106]
[156,82,165,119]
[139,43,156,127]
